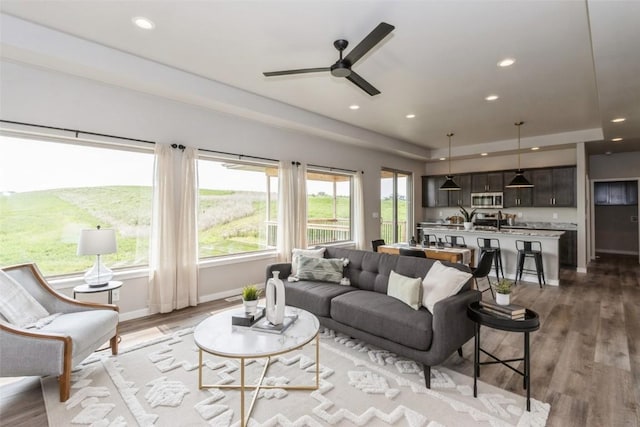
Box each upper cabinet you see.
[421,174,471,208]
[594,181,638,205]
[532,166,576,207]
[503,170,533,207]
[471,172,503,192]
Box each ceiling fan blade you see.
[263,67,330,77]
[344,22,395,66]
[346,71,380,96]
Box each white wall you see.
[589,152,640,180]
[0,60,425,319]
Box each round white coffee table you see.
[194,305,320,427]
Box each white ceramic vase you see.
[495,292,510,306]
[243,299,258,315]
[266,271,285,325]
[463,221,473,230]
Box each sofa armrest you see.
[428,289,481,363]
[265,263,292,284]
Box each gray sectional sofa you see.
[266,246,481,388]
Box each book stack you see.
[479,300,526,320]
[231,307,265,327]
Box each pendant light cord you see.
[515,121,524,169]
[447,132,454,175]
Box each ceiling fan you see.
[263,22,395,96]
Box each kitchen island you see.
[418,226,564,286]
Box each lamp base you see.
[84,259,113,287]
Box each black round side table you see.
[467,301,540,411]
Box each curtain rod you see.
[198,147,278,163]
[308,163,358,174]
[0,119,156,145]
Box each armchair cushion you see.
[0,269,50,327]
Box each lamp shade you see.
[440,175,461,190]
[505,170,534,188]
[77,227,117,256]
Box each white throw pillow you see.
[422,261,472,313]
[291,247,326,276]
[387,270,422,310]
[0,269,50,328]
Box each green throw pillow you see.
[387,270,422,310]
[296,255,347,284]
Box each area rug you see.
[42,326,550,426]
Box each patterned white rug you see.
[42,326,550,426]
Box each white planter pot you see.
[463,222,473,230]
[495,293,510,306]
[243,299,258,315]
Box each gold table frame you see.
[197,331,320,427]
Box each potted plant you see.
[459,206,477,230]
[241,284,261,315]
[494,279,513,305]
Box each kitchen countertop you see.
[418,225,564,238]
[419,221,577,231]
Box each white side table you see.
[73,280,123,304]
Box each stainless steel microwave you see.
[471,192,504,209]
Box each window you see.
[306,169,352,245]
[197,157,278,258]
[0,135,154,277]
[380,169,411,243]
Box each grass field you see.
[1,187,405,276]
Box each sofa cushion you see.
[422,261,473,313]
[295,256,347,284]
[284,280,355,317]
[40,310,119,357]
[387,270,422,310]
[331,290,433,351]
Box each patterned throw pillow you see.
[295,255,349,284]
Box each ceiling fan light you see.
[440,176,461,191]
[506,170,533,188]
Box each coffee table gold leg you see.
[316,333,320,388]
[198,349,203,389]
[240,357,245,427]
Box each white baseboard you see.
[577,267,587,273]
[119,308,151,322]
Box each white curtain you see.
[148,143,177,314]
[277,161,295,262]
[176,147,199,308]
[295,163,308,248]
[149,144,199,314]
[353,171,367,250]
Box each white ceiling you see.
[1,0,639,158]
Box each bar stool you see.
[477,237,504,281]
[371,239,386,252]
[515,240,546,288]
[445,235,466,247]
[399,248,427,258]
[422,234,437,246]
[471,249,496,298]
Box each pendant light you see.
[506,121,534,188]
[440,132,461,191]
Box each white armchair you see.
[0,263,119,401]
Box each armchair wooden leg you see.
[60,337,72,402]
[110,334,119,355]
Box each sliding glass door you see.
[380,169,412,243]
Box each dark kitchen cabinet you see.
[422,176,449,207]
[448,174,471,207]
[471,172,504,193]
[594,180,638,205]
[557,230,577,268]
[503,170,533,207]
[532,167,575,207]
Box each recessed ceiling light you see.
[349,105,360,110]
[405,114,416,119]
[611,137,623,142]
[605,151,612,155]
[485,95,499,101]
[480,153,488,156]
[611,117,626,123]
[531,147,540,151]
[133,16,155,30]
[439,157,446,161]
[498,58,516,67]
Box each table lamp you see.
[77,225,117,287]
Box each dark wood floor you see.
[1,254,638,426]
